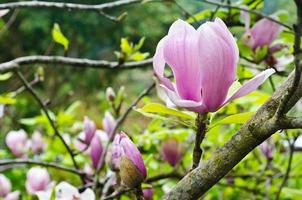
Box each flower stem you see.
[192,113,208,170]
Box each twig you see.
[0,159,85,176]
[145,171,184,183]
[102,188,133,200]
[15,70,81,174]
[0,0,142,12]
[192,113,208,170]
[0,56,153,72]
[274,135,297,200]
[0,9,19,37]
[201,0,292,30]
[173,0,200,25]
[93,82,156,190]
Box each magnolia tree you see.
[0,0,301,199]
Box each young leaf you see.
[0,72,12,81]
[52,23,69,50]
[209,112,254,129]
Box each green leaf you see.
[209,112,254,129]
[281,188,302,200]
[186,10,212,23]
[120,38,132,54]
[52,23,69,50]
[0,95,16,104]
[138,103,194,120]
[0,72,12,81]
[254,46,269,62]
[133,37,145,51]
[129,52,149,61]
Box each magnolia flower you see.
[241,9,282,50]
[112,132,147,188]
[0,174,11,197]
[143,187,154,200]
[161,137,183,167]
[90,134,103,169]
[0,174,20,200]
[56,182,95,200]
[31,131,45,154]
[26,167,51,194]
[153,18,274,113]
[83,116,97,145]
[102,111,116,137]
[5,130,29,157]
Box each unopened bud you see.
[119,156,144,188]
[106,87,116,102]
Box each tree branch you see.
[0,56,153,72]
[201,0,292,30]
[0,0,142,12]
[163,70,302,200]
[0,159,85,176]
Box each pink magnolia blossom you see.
[102,111,116,137]
[26,167,50,194]
[83,116,97,145]
[143,187,154,200]
[90,134,103,169]
[0,174,11,197]
[241,10,283,50]
[112,132,147,177]
[153,18,274,113]
[161,137,183,167]
[5,130,29,157]
[260,141,273,160]
[31,131,45,154]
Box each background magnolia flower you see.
[260,141,273,160]
[55,182,95,200]
[26,167,50,194]
[143,187,154,200]
[0,174,11,197]
[5,130,29,157]
[153,18,274,113]
[112,132,147,188]
[31,131,45,154]
[161,137,183,167]
[83,116,97,144]
[241,8,283,50]
[90,134,103,169]
[102,111,116,137]
[4,191,20,200]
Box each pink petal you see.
[250,18,283,49]
[223,68,275,105]
[197,18,239,112]
[90,135,103,169]
[163,19,202,102]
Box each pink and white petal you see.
[153,37,174,90]
[197,18,239,111]
[163,19,202,102]
[161,85,207,113]
[223,68,275,105]
[240,6,250,31]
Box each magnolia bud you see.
[0,174,11,197]
[143,187,154,200]
[102,111,116,137]
[260,141,273,160]
[112,132,147,188]
[83,116,97,145]
[106,87,116,102]
[161,137,183,167]
[31,131,45,154]
[90,134,103,169]
[26,167,50,194]
[5,130,28,157]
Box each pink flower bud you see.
[143,187,154,200]
[106,87,116,102]
[153,18,274,113]
[5,130,28,157]
[83,116,96,145]
[260,141,273,160]
[112,132,147,188]
[0,174,11,197]
[102,111,116,137]
[90,134,103,169]
[31,131,45,154]
[161,137,183,167]
[26,167,50,194]
[4,191,20,200]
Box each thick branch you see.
[0,159,85,176]
[0,0,141,12]
[163,71,302,199]
[0,56,153,72]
